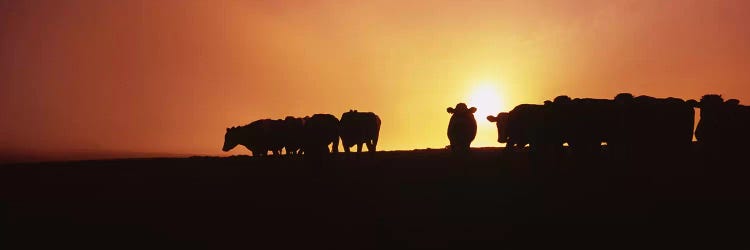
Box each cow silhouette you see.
[694,94,750,155]
[302,114,340,157]
[447,103,477,153]
[222,119,285,156]
[612,94,697,155]
[546,96,617,155]
[282,116,305,155]
[339,110,381,153]
[487,103,560,152]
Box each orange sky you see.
[2,0,750,161]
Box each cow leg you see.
[331,138,339,153]
[366,140,376,152]
[503,140,515,153]
[357,143,363,153]
[344,145,351,153]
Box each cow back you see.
[302,114,340,155]
[447,112,477,147]
[340,111,381,146]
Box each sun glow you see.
[467,81,505,120]
[467,80,507,147]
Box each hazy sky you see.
[2,0,749,161]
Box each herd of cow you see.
[222,110,381,157]
[224,93,749,158]
[476,93,749,157]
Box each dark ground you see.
[1,146,748,249]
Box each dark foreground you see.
[1,147,748,249]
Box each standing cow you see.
[611,94,697,156]
[339,110,381,153]
[447,103,477,153]
[282,116,305,155]
[694,94,750,155]
[302,114,340,157]
[487,103,560,153]
[547,96,618,155]
[222,119,285,156]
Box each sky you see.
[2,0,750,162]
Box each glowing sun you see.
[467,81,505,119]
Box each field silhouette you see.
[2,145,749,249]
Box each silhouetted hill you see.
[0,150,194,164]
[1,146,747,249]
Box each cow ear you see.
[226,127,230,131]
[469,107,477,113]
[447,107,455,113]
[686,99,699,108]
[487,115,497,122]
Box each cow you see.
[339,110,381,153]
[302,114,340,157]
[222,119,285,156]
[487,103,561,153]
[282,116,305,155]
[694,94,750,155]
[447,103,477,153]
[611,94,697,156]
[547,96,618,154]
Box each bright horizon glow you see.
[467,81,506,120]
[467,80,507,148]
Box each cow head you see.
[695,94,723,114]
[686,99,699,108]
[554,95,572,104]
[614,93,634,105]
[698,94,724,108]
[447,103,477,115]
[726,99,740,106]
[342,109,358,119]
[222,126,240,152]
[487,112,510,143]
